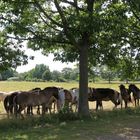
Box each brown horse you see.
[27,87,41,115]
[13,87,59,118]
[128,84,140,106]
[88,88,103,111]
[119,84,131,108]
[63,89,73,111]
[88,88,121,111]
[4,91,20,115]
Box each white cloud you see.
[16,48,76,73]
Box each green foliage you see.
[1,0,139,67]
[0,37,28,71]
[58,106,79,121]
[42,69,52,81]
[1,0,140,116]
[0,68,17,80]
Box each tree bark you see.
[78,39,90,117]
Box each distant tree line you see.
[1,64,140,83]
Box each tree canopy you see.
[0,0,140,116]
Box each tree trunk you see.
[78,40,90,117]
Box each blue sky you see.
[16,48,76,73]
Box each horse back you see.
[92,88,119,101]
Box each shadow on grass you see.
[1,108,140,140]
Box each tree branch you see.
[62,0,85,13]
[34,0,63,28]
[38,12,61,32]
[54,0,78,47]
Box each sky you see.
[16,48,76,73]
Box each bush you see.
[57,106,79,121]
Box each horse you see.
[88,88,103,111]
[88,88,121,111]
[119,84,131,108]
[13,86,59,118]
[128,84,140,106]
[27,87,41,115]
[4,88,41,116]
[3,91,19,115]
[69,88,79,112]
[57,88,73,112]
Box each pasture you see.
[1,81,140,140]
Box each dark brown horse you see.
[88,88,121,111]
[13,87,59,118]
[88,87,103,111]
[128,84,140,106]
[119,84,131,108]
[4,91,20,115]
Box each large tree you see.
[0,0,139,116]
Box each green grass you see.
[1,81,140,92]
[0,108,140,140]
[1,81,140,139]
[0,81,79,92]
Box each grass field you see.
[0,81,140,140]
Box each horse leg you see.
[53,102,56,113]
[111,100,118,110]
[100,101,103,110]
[14,104,19,118]
[30,106,34,115]
[134,99,137,107]
[42,104,46,115]
[9,104,14,114]
[37,105,40,115]
[49,106,52,114]
[119,100,122,109]
[137,99,139,106]
[96,101,99,111]
[124,101,127,108]
[18,105,26,119]
[27,106,30,115]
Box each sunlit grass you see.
[0,81,140,139]
[1,81,140,92]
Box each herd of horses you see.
[0,84,140,118]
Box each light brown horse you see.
[13,87,59,118]
[27,87,41,115]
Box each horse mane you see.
[119,84,125,89]
[129,84,140,91]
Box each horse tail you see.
[128,96,132,102]
[3,96,9,113]
[13,95,18,115]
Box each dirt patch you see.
[96,123,140,140]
